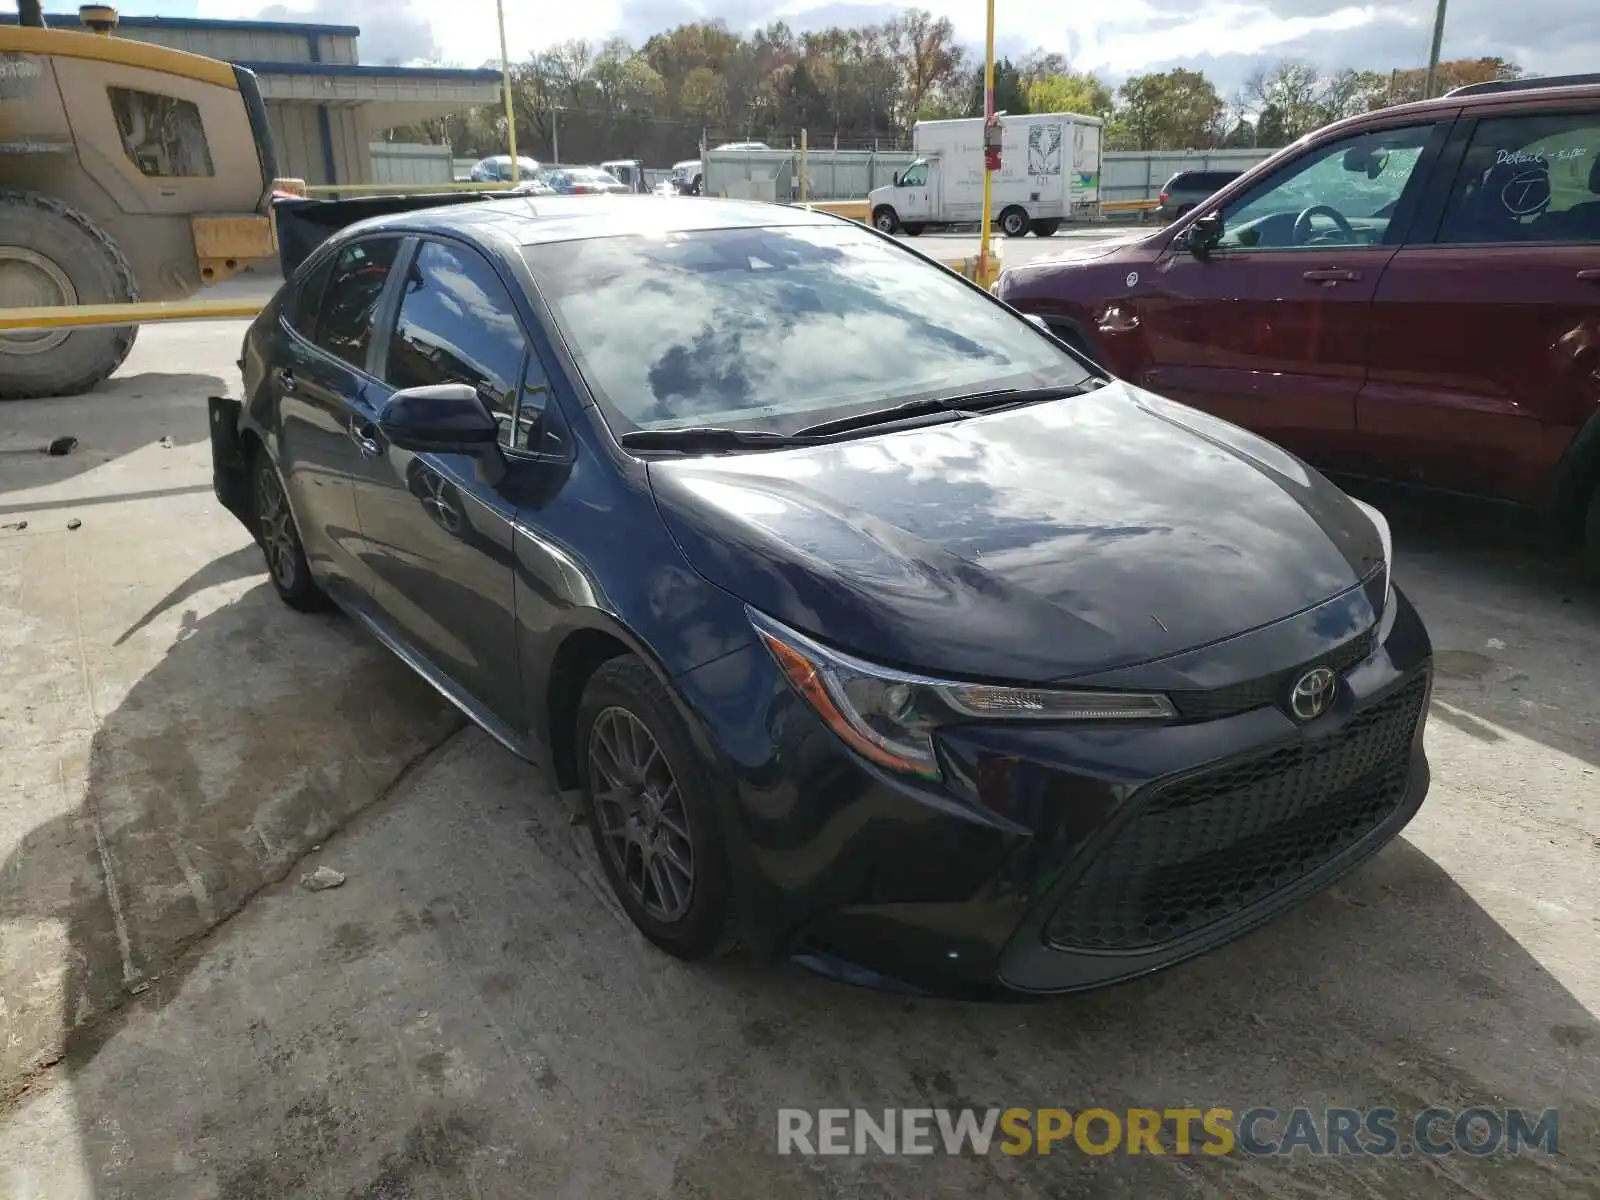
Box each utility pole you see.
[494,0,518,182]
[1424,0,1448,99]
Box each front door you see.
[1359,105,1600,502]
[352,237,527,730]
[896,160,933,222]
[1133,120,1446,467]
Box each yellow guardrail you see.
[802,199,871,224]
[0,298,265,333]
[1102,198,1162,215]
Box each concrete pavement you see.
[1,316,1598,1198]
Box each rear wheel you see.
[1030,219,1061,237]
[252,446,330,612]
[1582,484,1600,579]
[873,206,900,234]
[578,656,738,961]
[999,207,1030,238]
[0,192,138,400]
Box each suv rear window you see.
[1437,111,1600,244]
[1168,172,1239,192]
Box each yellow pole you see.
[978,0,996,287]
[495,0,519,184]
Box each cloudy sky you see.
[120,0,1595,96]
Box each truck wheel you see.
[873,206,900,234]
[999,207,1030,238]
[0,192,138,400]
[1030,219,1061,237]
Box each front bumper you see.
[681,580,1433,999]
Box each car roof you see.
[343,195,843,249]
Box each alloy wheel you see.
[587,706,695,922]
[255,462,300,591]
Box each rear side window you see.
[383,240,527,444]
[315,238,401,371]
[1437,111,1600,244]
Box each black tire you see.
[1582,484,1600,580]
[1030,219,1061,237]
[901,222,925,237]
[999,207,1030,238]
[1052,324,1098,365]
[251,445,330,612]
[577,655,738,961]
[691,175,703,196]
[0,191,138,400]
[1175,203,1195,220]
[872,206,900,234]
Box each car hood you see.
[647,382,1383,682]
[1016,231,1150,268]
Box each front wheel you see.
[872,206,900,234]
[901,222,925,237]
[578,656,738,961]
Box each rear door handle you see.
[348,417,383,459]
[1302,268,1360,284]
[1577,269,1600,283]
[273,366,297,393]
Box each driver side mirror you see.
[1186,211,1224,259]
[892,171,903,187]
[379,383,501,456]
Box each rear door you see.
[1132,118,1449,467]
[352,236,528,730]
[275,236,404,597]
[1358,102,1600,502]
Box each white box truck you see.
[867,112,1103,237]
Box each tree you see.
[969,57,1030,116]
[679,66,729,124]
[1109,69,1226,150]
[1024,71,1114,119]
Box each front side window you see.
[109,87,213,177]
[315,238,401,371]
[384,240,527,444]
[899,162,929,187]
[1436,111,1600,244]
[524,224,1090,437]
[1217,124,1436,251]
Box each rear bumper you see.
[208,396,253,531]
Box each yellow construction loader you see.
[1,3,278,398]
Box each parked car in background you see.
[1156,169,1244,221]
[469,155,541,183]
[997,74,1600,573]
[543,167,631,196]
[669,159,702,194]
[601,159,651,194]
[212,195,1431,998]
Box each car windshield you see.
[523,224,1090,436]
[569,170,619,185]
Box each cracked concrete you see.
[2,315,1598,1197]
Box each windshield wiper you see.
[618,426,824,452]
[794,380,1104,439]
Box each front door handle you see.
[348,418,383,459]
[274,366,297,393]
[1577,269,1600,284]
[1302,268,1360,284]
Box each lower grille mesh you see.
[1044,674,1428,952]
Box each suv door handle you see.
[1577,269,1600,284]
[273,366,297,393]
[348,418,383,459]
[1301,268,1360,284]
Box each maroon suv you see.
[997,74,1600,569]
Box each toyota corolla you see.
[210,196,1433,997]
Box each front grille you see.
[1169,627,1377,721]
[1044,672,1427,952]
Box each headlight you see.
[750,610,1175,781]
[1349,496,1394,609]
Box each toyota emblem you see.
[1288,666,1337,722]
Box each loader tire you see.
[0,191,139,400]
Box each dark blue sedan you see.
[210,196,1432,997]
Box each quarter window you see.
[287,255,334,340]
[109,87,213,177]
[1217,125,1435,250]
[315,239,401,371]
[1436,111,1600,244]
[383,240,528,445]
